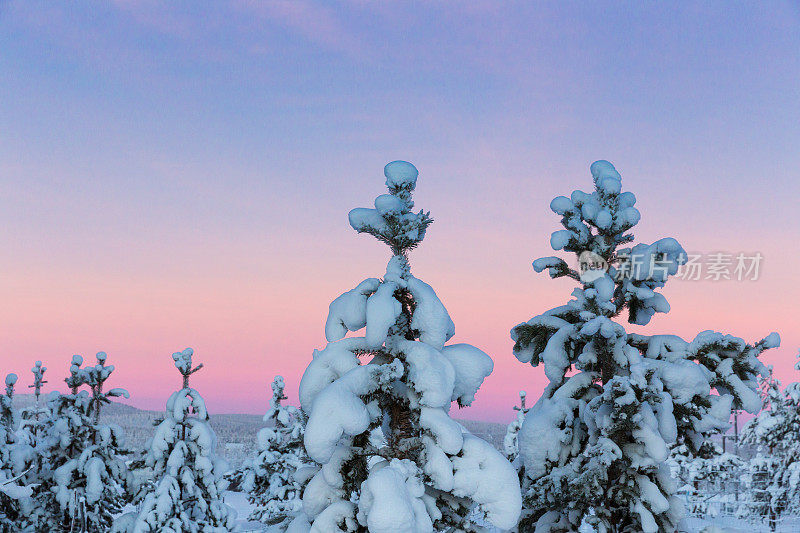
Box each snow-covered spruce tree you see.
[234,375,313,528]
[67,351,131,531]
[17,361,49,458]
[27,355,96,532]
[741,366,796,453]
[28,352,129,532]
[10,362,49,531]
[19,361,50,445]
[28,361,48,410]
[291,161,520,533]
[504,391,529,463]
[667,441,745,518]
[123,348,235,533]
[16,361,50,466]
[0,373,33,529]
[740,353,800,528]
[1,374,17,437]
[510,160,779,533]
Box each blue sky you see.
[1,1,799,418]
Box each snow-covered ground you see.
[225,490,799,533]
[224,491,267,532]
[683,516,800,532]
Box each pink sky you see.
[1,2,798,422]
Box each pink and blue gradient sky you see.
[1,1,798,422]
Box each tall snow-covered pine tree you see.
[293,161,521,533]
[511,160,779,533]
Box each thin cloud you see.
[233,0,369,61]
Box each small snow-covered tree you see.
[504,391,528,463]
[292,161,521,532]
[29,352,130,532]
[11,362,49,531]
[667,441,745,518]
[234,375,313,528]
[27,355,96,532]
[123,347,235,533]
[18,361,50,455]
[510,160,779,533]
[741,368,795,453]
[740,352,800,529]
[27,361,48,416]
[0,375,17,436]
[17,361,49,455]
[71,352,132,531]
[0,373,33,529]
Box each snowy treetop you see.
[65,355,86,391]
[171,347,203,388]
[171,347,195,374]
[29,360,47,395]
[271,375,285,398]
[1,374,16,430]
[348,160,433,257]
[265,374,299,427]
[384,160,418,191]
[530,160,687,327]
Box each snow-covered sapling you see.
[69,352,132,531]
[235,375,313,528]
[504,391,528,463]
[0,374,17,435]
[740,353,800,528]
[18,360,49,458]
[292,161,521,532]
[667,441,745,519]
[11,362,50,531]
[511,160,779,533]
[32,352,131,533]
[29,361,48,409]
[0,373,33,529]
[122,347,235,533]
[86,351,130,424]
[28,355,96,532]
